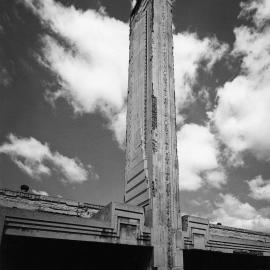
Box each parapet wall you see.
[2,188,270,256]
[183,215,270,256]
[0,189,151,247]
[0,189,102,218]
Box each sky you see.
[1,0,270,232]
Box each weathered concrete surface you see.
[183,215,270,256]
[2,188,270,264]
[2,0,270,269]
[0,190,150,247]
[126,0,183,269]
[0,189,101,217]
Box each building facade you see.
[1,1,270,269]
[125,0,182,268]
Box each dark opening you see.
[184,249,270,270]
[1,235,152,270]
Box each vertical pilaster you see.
[126,0,183,269]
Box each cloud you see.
[108,108,127,149]
[211,193,270,232]
[0,134,96,184]
[32,189,49,196]
[178,124,226,191]
[131,0,137,9]
[248,175,270,201]
[173,33,227,114]
[23,0,129,146]
[213,0,270,163]
[240,0,270,27]
[23,0,228,148]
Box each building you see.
[1,0,270,269]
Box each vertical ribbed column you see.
[125,1,149,207]
[125,0,183,269]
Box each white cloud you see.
[240,0,270,27]
[211,193,270,232]
[174,32,227,114]
[32,189,49,196]
[248,175,270,201]
[131,0,137,9]
[213,0,270,163]
[108,108,127,149]
[178,124,226,191]
[23,0,228,148]
[23,0,129,147]
[0,134,95,184]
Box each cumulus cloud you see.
[178,124,226,191]
[211,193,270,232]
[108,109,127,148]
[213,0,270,163]
[240,0,270,27]
[248,175,270,201]
[174,33,228,114]
[131,0,137,9]
[0,134,96,184]
[32,189,49,196]
[23,0,129,146]
[22,0,228,148]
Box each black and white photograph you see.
[0,0,270,269]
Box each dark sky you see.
[0,0,126,203]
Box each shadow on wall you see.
[1,235,152,270]
[184,250,270,270]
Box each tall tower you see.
[125,0,183,269]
